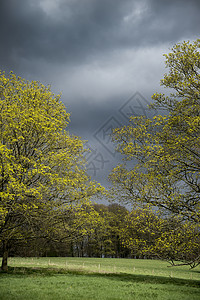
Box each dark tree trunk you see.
[1,240,9,272]
[70,241,74,257]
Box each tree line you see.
[4,201,199,266]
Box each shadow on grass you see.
[1,266,200,288]
[192,270,200,274]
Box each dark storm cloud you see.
[148,0,200,43]
[0,0,199,72]
[0,0,133,68]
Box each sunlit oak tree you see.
[109,39,200,267]
[0,71,102,271]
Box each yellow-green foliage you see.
[109,39,200,265]
[64,202,129,258]
[0,71,102,250]
[120,206,200,266]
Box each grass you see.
[0,257,200,300]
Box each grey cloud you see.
[147,0,200,43]
[1,0,199,73]
[0,0,134,68]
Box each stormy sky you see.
[0,0,199,187]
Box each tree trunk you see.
[1,240,9,272]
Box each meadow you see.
[0,257,200,300]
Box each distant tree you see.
[61,202,130,258]
[109,39,200,267]
[107,204,129,258]
[65,202,105,258]
[0,71,102,271]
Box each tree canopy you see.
[0,71,102,271]
[109,39,200,267]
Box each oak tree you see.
[109,39,200,266]
[0,71,101,271]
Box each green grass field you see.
[0,257,200,299]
